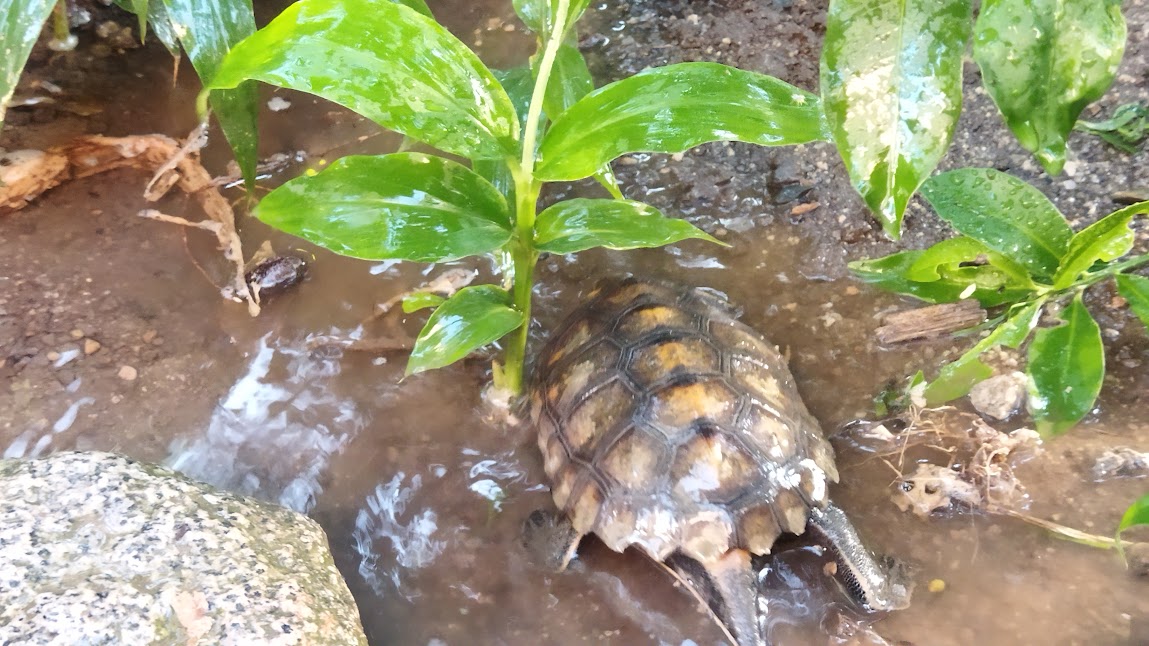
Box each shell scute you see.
[670,430,758,505]
[562,379,634,459]
[599,426,671,493]
[614,303,698,343]
[627,336,722,387]
[646,379,741,441]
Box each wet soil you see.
[2,1,1148,644]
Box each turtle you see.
[526,280,911,645]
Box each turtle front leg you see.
[522,509,582,572]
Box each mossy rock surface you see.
[0,451,368,645]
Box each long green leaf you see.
[147,0,181,55]
[112,0,150,39]
[1116,274,1149,331]
[535,62,829,181]
[820,0,972,239]
[390,0,432,18]
[849,250,1035,307]
[1053,202,1148,288]
[207,0,519,161]
[534,198,721,254]
[920,168,1072,279]
[513,0,591,37]
[1,0,57,129]
[973,0,1127,175]
[473,67,536,206]
[907,236,1034,288]
[408,285,525,375]
[255,153,512,263]
[1027,295,1104,436]
[494,66,536,133]
[164,0,259,185]
[923,299,1044,404]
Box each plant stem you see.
[1082,252,1149,287]
[519,0,570,176]
[988,505,1135,552]
[52,1,69,40]
[503,163,540,395]
[501,0,571,396]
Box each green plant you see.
[1,0,259,181]
[820,0,1127,238]
[851,167,1149,435]
[1076,103,1149,154]
[198,0,833,395]
[1117,493,1149,564]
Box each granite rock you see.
[0,451,367,645]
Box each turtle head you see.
[841,553,914,612]
[808,503,915,612]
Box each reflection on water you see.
[4,396,97,459]
[354,471,450,600]
[167,333,364,513]
[351,446,537,602]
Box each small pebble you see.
[790,202,820,215]
[117,365,138,381]
[928,578,946,593]
[83,339,101,355]
[142,329,158,343]
[47,351,61,361]
[70,329,85,339]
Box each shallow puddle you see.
[2,1,1148,645]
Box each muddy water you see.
[2,0,1148,644]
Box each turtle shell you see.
[531,280,838,564]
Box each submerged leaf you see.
[1053,202,1147,289]
[536,62,828,181]
[534,198,722,254]
[820,0,972,238]
[1116,274,1149,331]
[1,0,58,128]
[164,0,259,184]
[255,153,512,263]
[402,291,446,313]
[923,299,1043,405]
[920,168,1072,280]
[973,0,1127,174]
[1027,295,1104,436]
[207,0,519,161]
[408,285,525,375]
